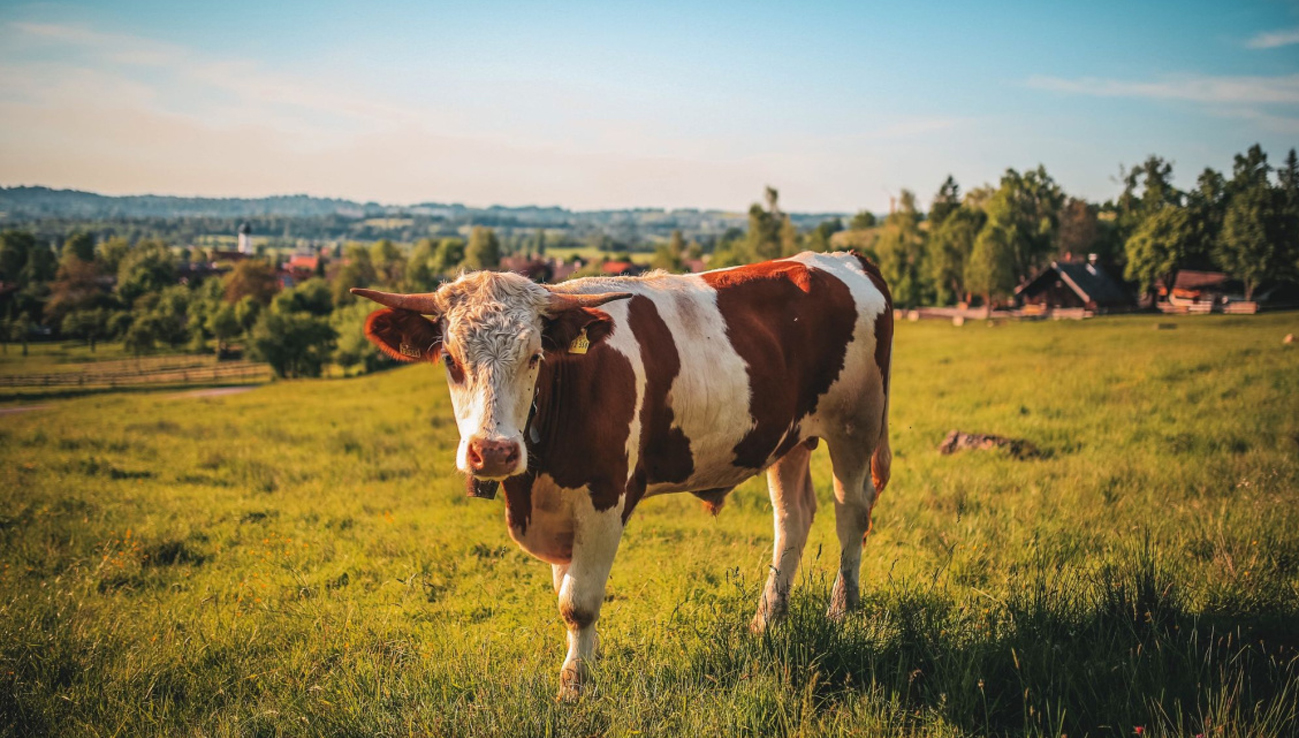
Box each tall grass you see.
[2,313,1297,736]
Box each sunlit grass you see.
[2,313,1297,736]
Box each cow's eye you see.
[442,352,464,383]
[528,352,542,369]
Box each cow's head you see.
[353,271,631,481]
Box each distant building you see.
[237,222,253,255]
[1015,256,1135,313]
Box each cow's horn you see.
[350,288,440,314]
[545,291,634,313]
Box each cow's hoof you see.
[557,661,590,702]
[749,605,786,634]
[826,588,860,621]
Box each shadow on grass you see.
[663,539,1299,736]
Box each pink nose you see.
[466,437,521,477]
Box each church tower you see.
[237,222,253,255]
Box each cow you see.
[352,251,893,700]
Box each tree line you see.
[707,145,1296,308]
[2,143,1295,376]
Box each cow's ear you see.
[542,307,615,354]
[364,308,442,363]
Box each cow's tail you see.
[871,391,891,496]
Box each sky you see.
[0,0,1296,212]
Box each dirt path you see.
[0,404,51,416]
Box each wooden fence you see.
[0,361,271,388]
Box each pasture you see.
[2,314,1298,737]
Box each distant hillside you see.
[0,186,370,220]
[0,186,847,230]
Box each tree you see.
[331,300,387,374]
[0,230,36,283]
[930,176,961,227]
[874,190,928,308]
[223,259,279,305]
[47,250,109,326]
[434,237,466,274]
[206,303,242,356]
[273,277,333,317]
[650,230,687,273]
[849,210,877,230]
[61,308,110,351]
[1123,207,1194,301]
[331,243,378,305]
[405,239,440,292]
[370,239,404,285]
[1056,197,1100,259]
[1217,183,1287,300]
[63,232,96,262]
[745,187,786,261]
[927,206,985,304]
[534,228,548,256]
[1185,167,1227,267]
[464,227,501,270]
[964,222,1018,308]
[983,166,1065,282]
[96,237,131,275]
[116,240,176,305]
[806,218,843,253]
[248,291,337,378]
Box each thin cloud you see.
[1246,27,1299,49]
[1027,73,1299,104]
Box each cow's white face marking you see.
[437,272,552,478]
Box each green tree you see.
[850,210,877,231]
[1056,197,1100,259]
[206,302,242,356]
[930,176,961,227]
[874,190,928,308]
[1217,183,1287,300]
[435,237,466,274]
[331,243,378,306]
[248,289,337,378]
[331,300,386,374]
[1124,206,1194,300]
[96,237,131,275]
[63,232,96,262]
[745,186,785,261]
[806,218,843,253]
[464,227,501,270]
[927,206,985,304]
[116,240,176,305]
[964,222,1018,308]
[534,228,548,256]
[61,308,110,351]
[983,166,1065,282]
[650,230,688,273]
[370,239,404,285]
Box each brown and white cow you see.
[353,251,892,699]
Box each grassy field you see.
[2,313,1298,737]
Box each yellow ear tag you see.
[568,328,590,355]
[398,342,422,359]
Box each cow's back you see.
[555,252,891,498]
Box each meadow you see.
[2,313,1297,737]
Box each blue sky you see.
[0,1,1296,212]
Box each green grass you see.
[2,313,1298,737]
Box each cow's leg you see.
[751,442,816,633]
[826,435,878,620]
[555,495,623,701]
[551,563,569,594]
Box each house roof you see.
[1017,260,1132,307]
